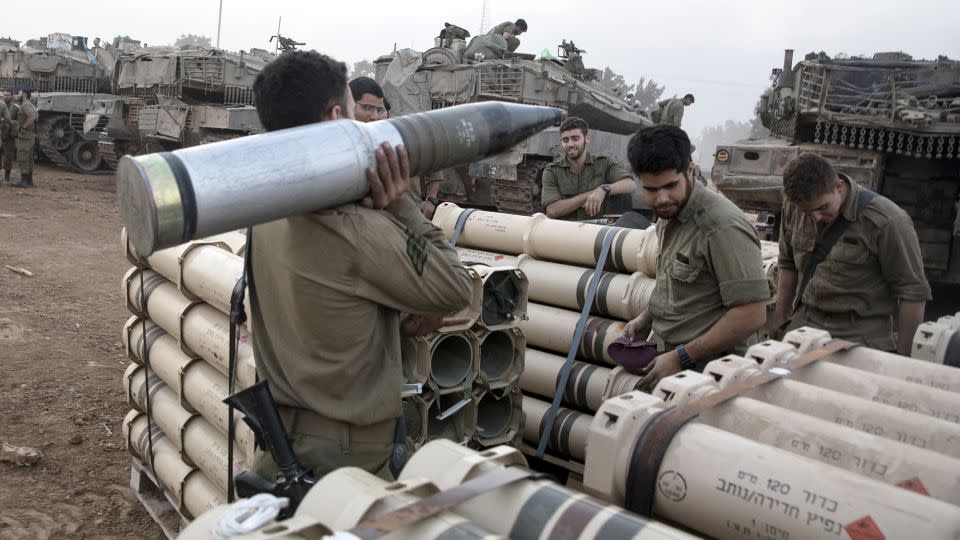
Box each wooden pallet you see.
[129,458,188,539]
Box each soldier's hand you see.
[583,188,606,217]
[420,200,437,219]
[363,143,411,210]
[621,315,651,341]
[638,350,682,390]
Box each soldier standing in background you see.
[655,94,695,127]
[11,88,36,188]
[1,89,18,184]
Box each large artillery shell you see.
[520,303,625,365]
[584,392,960,540]
[519,348,642,412]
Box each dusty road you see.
[0,165,162,539]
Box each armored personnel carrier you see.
[0,33,123,171]
[376,29,652,214]
[96,45,273,168]
[713,50,960,282]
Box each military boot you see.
[9,173,32,188]
[3,169,10,183]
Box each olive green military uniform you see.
[541,152,631,220]
[778,175,931,351]
[15,99,37,175]
[649,180,771,367]
[487,21,520,52]
[657,97,685,127]
[1,101,17,177]
[248,196,473,480]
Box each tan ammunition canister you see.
[123,271,257,382]
[703,354,960,458]
[524,214,658,277]
[401,440,698,540]
[124,316,257,397]
[473,388,523,447]
[782,327,960,392]
[522,395,591,461]
[747,339,960,423]
[584,392,960,540]
[433,203,532,254]
[521,303,625,365]
[519,348,643,412]
[125,365,251,492]
[474,265,528,330]
[912,321,960,367]
[402,393,431,449]
[653,370,960,505]
[121,227,246,266]
[514,254,654,320]
[123,411,226,519]
[402,331,477,393]
[427,392,478,444]
[475,328,525,390]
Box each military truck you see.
[375,29,652,214]
[712,50,960,282]
[96,45,272,169]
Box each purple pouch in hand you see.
[607,336,659,371]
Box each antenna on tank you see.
[274,16,282,55]
[216,0,224,48]
[479,0,490,34]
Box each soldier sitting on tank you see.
[248,50,473,481]
[621,125,769,389]
[349,77,387,123]
[654,94,694,127]
[487,19,527,53]
[771,154,931,353]
[540,116,636,221]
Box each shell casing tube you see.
[522,395,591,461]
[119,102,565,256]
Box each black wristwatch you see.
[676,344,697,370]
[600,184,612,196]
[425,196,442,206]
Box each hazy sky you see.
[28,0,960,152]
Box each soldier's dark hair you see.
[783,153,839,202]
[383,96,391,111]
[19,88,31,99]
[515,19,528,31]
[253,50,347,132]
[683,93,695,102]
[349,76,384,101]
[627,125,691,176]
[560,116,589,136]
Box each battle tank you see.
[375,27,652,215]
[712,49,960,282]
[0,33,123,171]
[95,45,274,169]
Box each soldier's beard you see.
[565,146,584,160]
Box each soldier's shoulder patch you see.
[406,229,428,275]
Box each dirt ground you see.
[0,165,162,539]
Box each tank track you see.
[492,158,551,215]
[99,135,120,170]
[38,115,111,175]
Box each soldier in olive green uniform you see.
[541,116,636,220]
[13,89,37,188]
[248,51,473,481]
[773,154,930,353]
[486,19,527,52]
[1,90,17,183]
[622,125,769,388]
[654,94,694,128]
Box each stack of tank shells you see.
[400,243,529,452]
[118,228,254,522]
[431,203,775,478]
[579,326,960,539]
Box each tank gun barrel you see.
[117,102,565,256]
